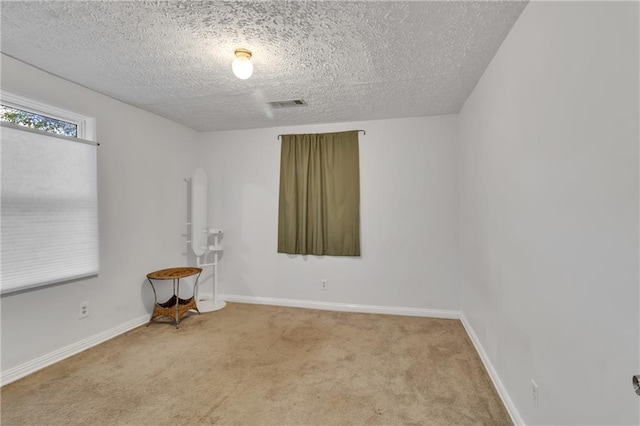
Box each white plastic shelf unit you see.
[196,228,226,312]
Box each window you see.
[0,90,94,140]
[277,131,361,256]
[0,91,98,294]
[1,105,78,137]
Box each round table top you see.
[147,267,202,280]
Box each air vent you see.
[267,99,307,108]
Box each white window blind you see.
[1,123,99,294]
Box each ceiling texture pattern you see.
[0,1,528,132]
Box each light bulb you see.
[232,49,253,80]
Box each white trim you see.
[0,89,96,141]
[0,314,148,387]
[219,294,462,319]
[460,313,525,425]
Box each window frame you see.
[0,90,96,141]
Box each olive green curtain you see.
[278,131,360,256]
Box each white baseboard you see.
[219,294,462,319]
[1,314,149,386]
[460,313,524,425]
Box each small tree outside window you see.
[1,104,77,137]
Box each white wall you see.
[3,2,638,423]
[1,55,200,373]
[198,115,460,310]
[458,2,639,425]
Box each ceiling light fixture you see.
[232,48,253,80]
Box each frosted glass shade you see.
[232,56,253,80]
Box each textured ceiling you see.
[0,1,527,132]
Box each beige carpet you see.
[1,303,511,425]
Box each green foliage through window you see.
[1,104,77,137]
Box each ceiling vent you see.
[267,99,307,108]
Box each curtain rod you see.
[277,129,366,140]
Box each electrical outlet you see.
[79,301,90,319]
[531,379,539,410]
[320,280,328,291]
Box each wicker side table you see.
[146,267,202,328]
